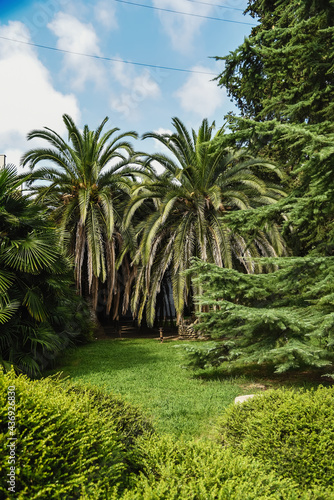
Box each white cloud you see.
[94,0,118,29]
[152,0,214,52]
[174,66,226,117]
[4,149,25,171]
[152,127,173,151]
[151,159,166,175]
[0,21,80,171]
[110,61,161,118]
[48,12,106,90]
[154,127,173,136]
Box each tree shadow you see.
[44,339,161,377]
[191,363,334,389]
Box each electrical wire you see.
[0,0,253,75]
[0,35,220,75]
[184,0,244,12]
[114,0,254,25]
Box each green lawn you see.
[47,338,251,438]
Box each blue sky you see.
[0,0,255,169]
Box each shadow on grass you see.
[191,363,334,389]
[46,339,161,377]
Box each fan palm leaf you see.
[0,164,92,376]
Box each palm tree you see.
[0,164,91,376]
[21,114,139,318]
[124,118,288,326]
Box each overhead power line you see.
[184,0,244,11]
[0,35,219,75]
[114,0,254,26]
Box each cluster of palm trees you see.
[12,113,287,329]
[13,115,285,326]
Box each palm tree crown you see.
[22,114,139,314]
[125,117,287,325]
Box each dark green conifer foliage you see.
[217,0,334,126]
[187,1,334,372]
[188,257,334,373]
[219,120,334,254]
[214,1,334,254]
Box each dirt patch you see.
[96,322,179,340]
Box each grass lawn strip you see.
[50,339,248,438]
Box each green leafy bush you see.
[2,370,333,499]
[217,386,334,489]
[66,384,154,447]
[112,435,333,499]
[0,370,150,499]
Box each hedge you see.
[217,386,334,489]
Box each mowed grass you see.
[48,338,249,438]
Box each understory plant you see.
[0,164,92,377]
[112,433,333,499]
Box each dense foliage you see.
[217,0,334,126]
[2,369,333,499]
[0,165,92,376]
[217,117,334,255]
[125,118,287,326]
[217,386,334,489]
[66,384,154,448]
[180,1,334,372]
[188,257,334,373]
[22,114,140,319]
[215,1,334,254]
[0,370,154,499]
[114,435,308,499]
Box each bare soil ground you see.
[96,321,179,341]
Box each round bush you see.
[66,384,154,447]
[111,435,334,499]
[0,370,145,499]
[217,386,334,489]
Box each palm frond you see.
[0,300,19,325]
[2,233,58,272]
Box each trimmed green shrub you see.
[0,370,148,499]
[217,386,334,489]
[66,384,155,446]
[2,370,333,499]
[111,435,333,499]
